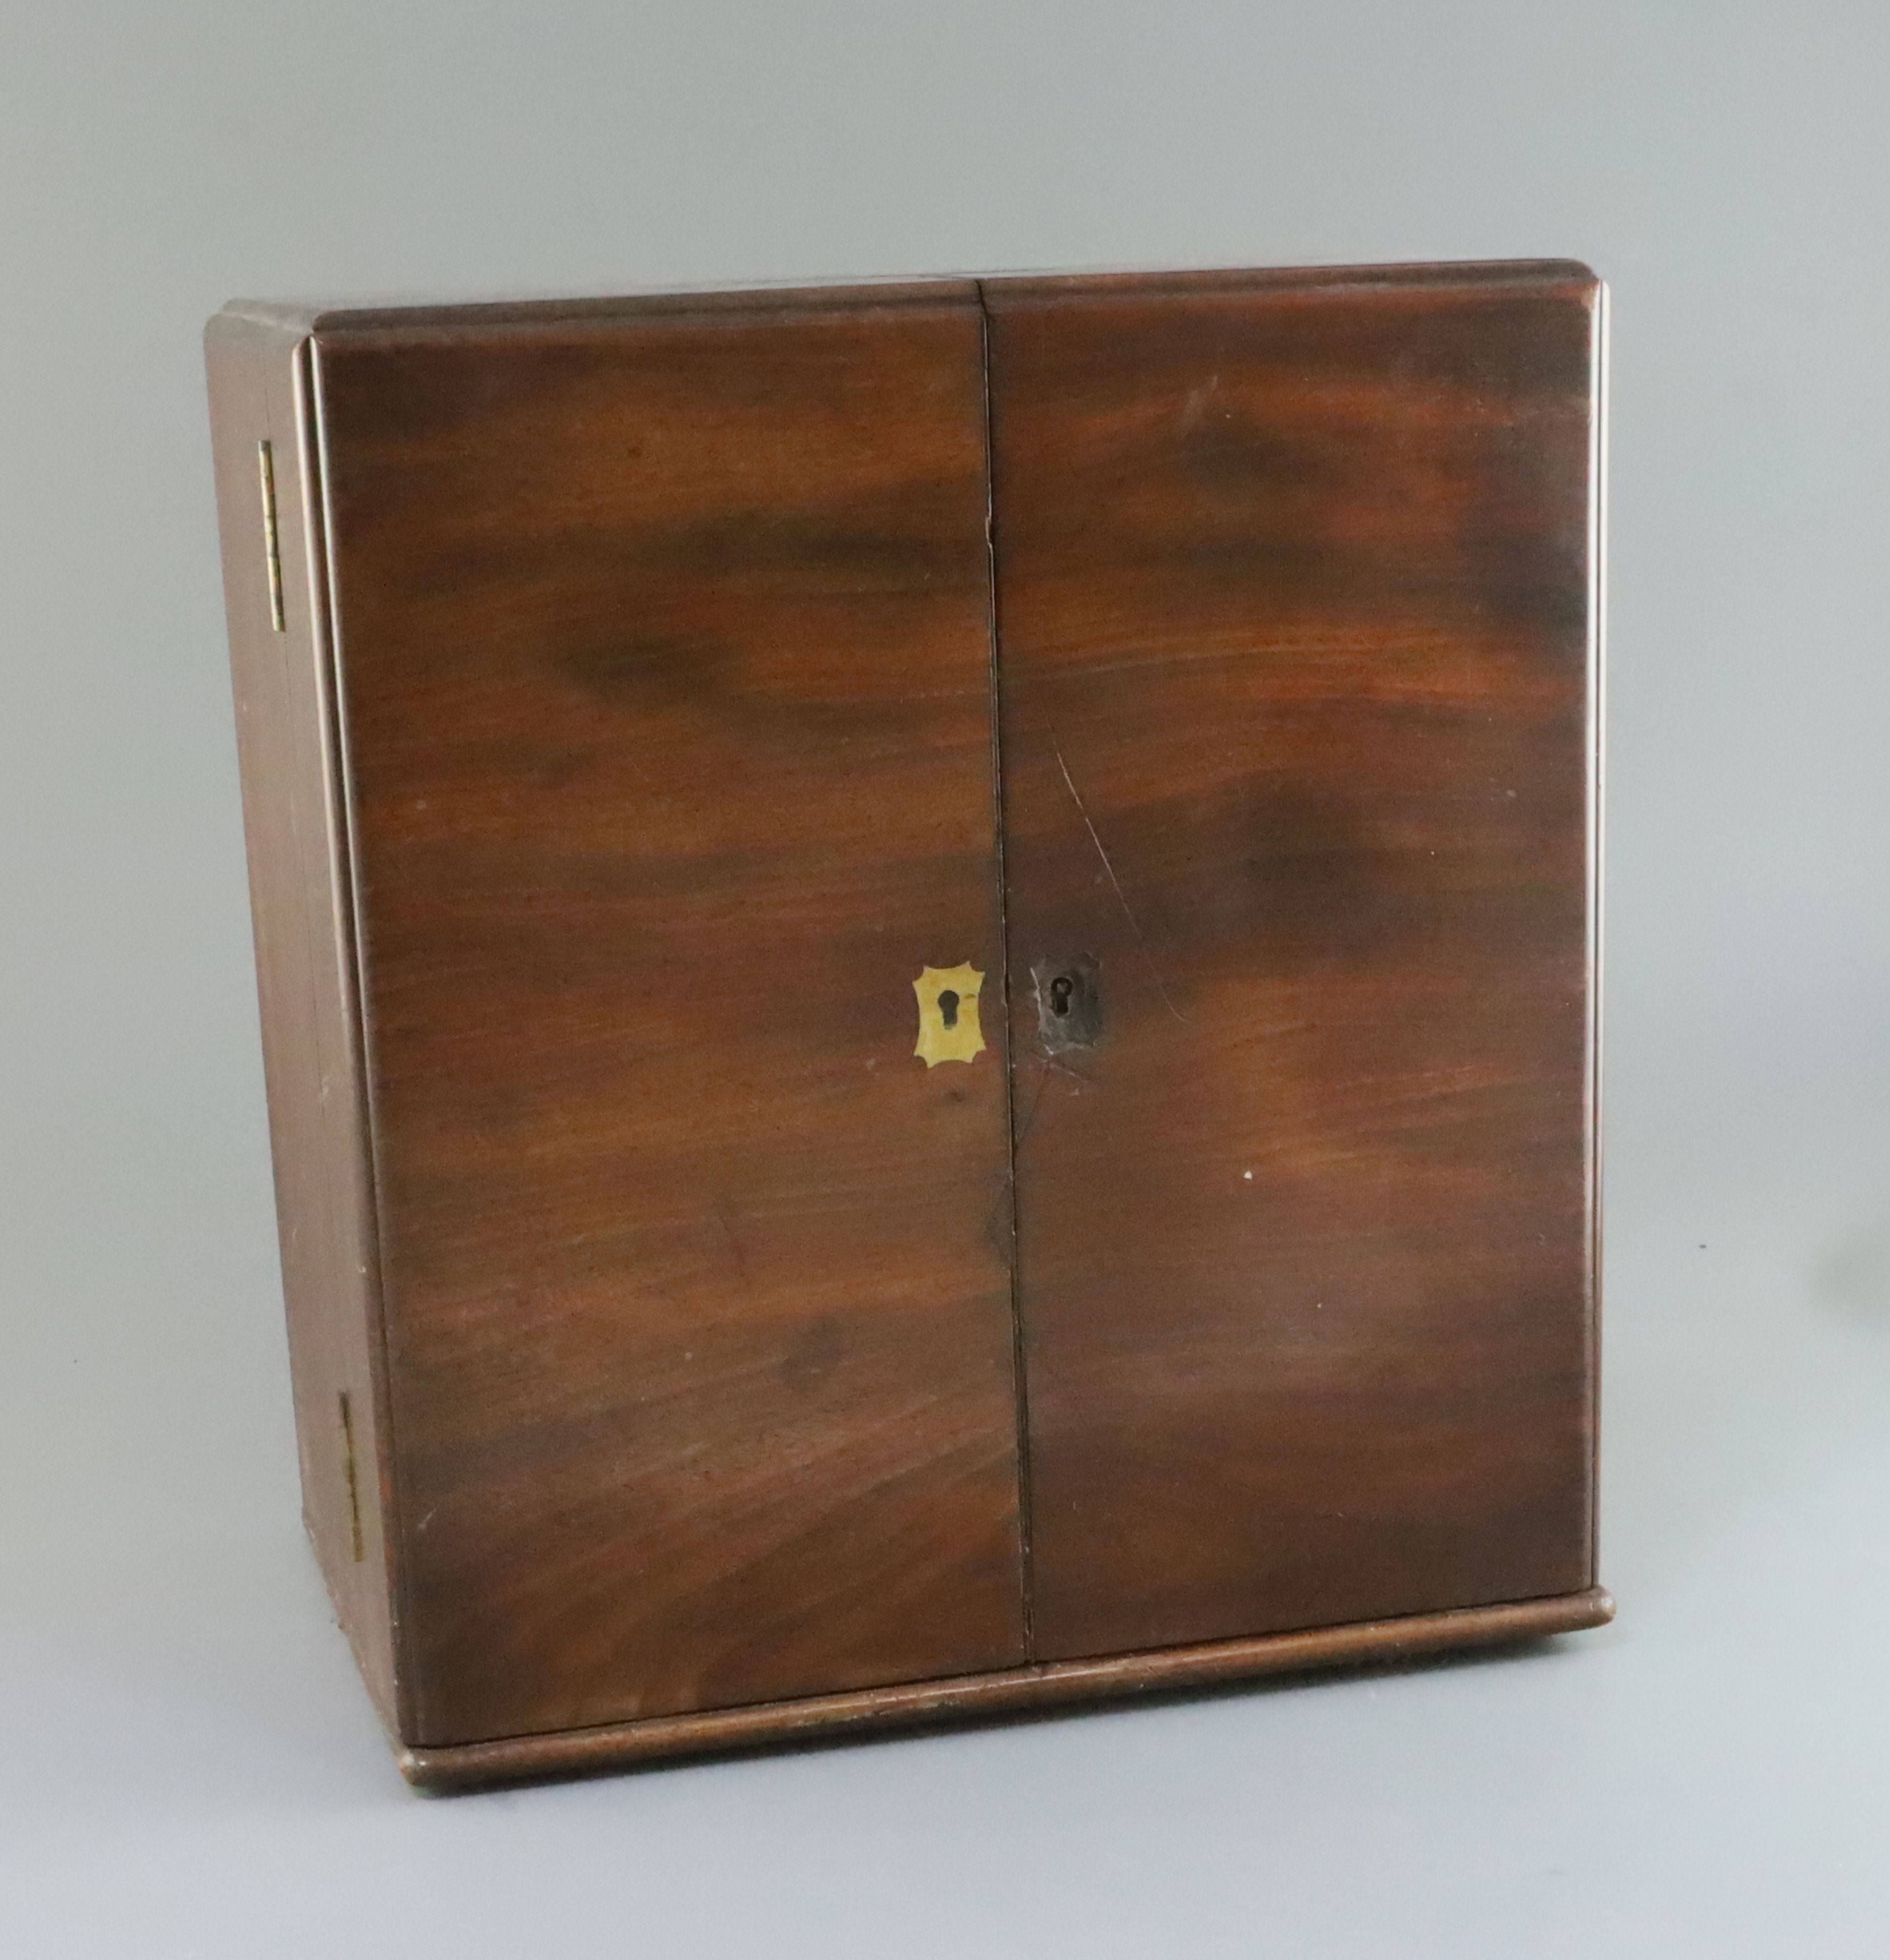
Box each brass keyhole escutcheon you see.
[913,965,986,1067]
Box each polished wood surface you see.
[313,286,1025,1746]
[207,262,1607,1782]
[401,1586,1614,1790]
[205,312,403,1729]
[985,263,1602,1660]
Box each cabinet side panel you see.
[986,266,1601,1660]
[206,315,402,1730]
[315,298,1022,1747]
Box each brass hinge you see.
[338,1390,366,1562]
[257,439,286,633]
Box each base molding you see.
[399,1585,1614,1791]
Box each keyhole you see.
[1049,975,1073,1017]
[937,989,960,1029]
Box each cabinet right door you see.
[986,263,1603,1661]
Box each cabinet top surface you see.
[211,257,1600,340]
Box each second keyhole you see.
[1032,956,1101,1054]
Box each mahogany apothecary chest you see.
[206,259,1608,1789]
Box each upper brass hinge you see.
[257,439,286,633]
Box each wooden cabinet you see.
[206,261,1608,1790]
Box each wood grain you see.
[207,263,1609,1780]
[400,1586,1615,1789]
[984,263,1603,1660]
[205,312,403,1730]
[311,286,1025,1747]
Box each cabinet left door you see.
[309,287,1023,1746]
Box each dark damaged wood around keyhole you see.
[1032,957,1102,1054]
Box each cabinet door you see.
[314,287,1025,1744]
[986,265,1601,1660]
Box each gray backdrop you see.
[4,2,1887,1954]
